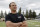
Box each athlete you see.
[5,2,28,27]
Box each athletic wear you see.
[5,13,25,23]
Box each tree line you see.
[0,10,10,19]
[18,7,37,20]
[0,7,40,20]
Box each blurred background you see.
[0,0,40,27]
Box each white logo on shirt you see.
[18,16,21,18]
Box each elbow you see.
[6,21,11,26]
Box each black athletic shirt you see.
[5,13,25,23]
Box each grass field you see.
[0,20,40,27]
[27,20,40,27]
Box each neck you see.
[11,10,17,14]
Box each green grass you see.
[27,20,40,27]
[0,20,40,27]
[0,21,6,27]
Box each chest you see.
[10,14,22,22]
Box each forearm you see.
[9,22,22,27]
[6,23,13,27]
[7,23,19,27]
[6,21,22,27]
[22,21,28,27]
[6,21,20,27]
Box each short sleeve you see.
[5,15,11,22]
[21,14,26,22]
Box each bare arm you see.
[6,21,22,27]
[6,21,15,27]
[22,21,28,27]
[6,21,13,27]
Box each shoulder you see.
[5,13,11,17]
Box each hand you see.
[18,22,22,27]
[19,23,27,27]
[19,22,22,25]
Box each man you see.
[5,2,28,27]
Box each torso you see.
[8,13,23,23]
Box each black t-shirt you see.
[5,13,25,23]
